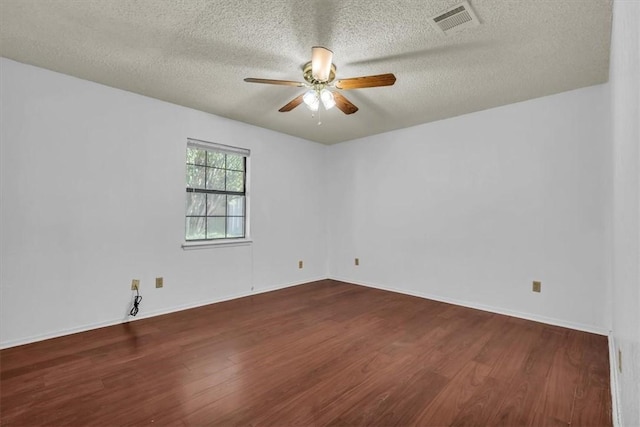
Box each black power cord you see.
[129,285,142,316]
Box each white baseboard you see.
[329,276,609,336]
[608,333,623,427]
[1,275,608,349]
[0,276,325,349]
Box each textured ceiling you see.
[0,0,612,144]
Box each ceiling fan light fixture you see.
[303,89,319,111]
[311,46,333,82]
[320,89,336,110]
[245,46,395,117]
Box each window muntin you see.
[185,141,248,241]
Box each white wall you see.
[327,85,610,334]
[609,1,640,425]
[0,58,327,348]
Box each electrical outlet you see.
[355,258,360,266]
[298,260,303,269]
[155,277,163,288]
[131,279,140,290]
[618,349,622,373]
[532,281,541,293]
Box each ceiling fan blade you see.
[312,46,333,82]
[335,73,397,90]
[279,94,304,112]
[333,92,358,115]
[244,78,306,87]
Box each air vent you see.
[429,1,480,35]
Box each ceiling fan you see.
[244,46,396,116]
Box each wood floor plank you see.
[485,326,565,426]
[325,367,449,426]
[174,320,398,425]
[0,280,612,426]
[530,329,585,425]
[448,375,508,426]
[483,318,543,383]
[570,333,612,426]
[409,360,493,426]
[252,351,394,426]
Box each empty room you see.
[1,0,638,426]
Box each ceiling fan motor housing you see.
[303,61,337,84]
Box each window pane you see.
[186,147,206,166]
[186,193,206,216]
[206,167,226,191]
[206,217,226,239]
[185,143,248,243]
[227,155,244,171]
[186,165,206,189]
[227,216,245,238]
[207,194,226,216]
[185,217,206,240]
[207,151,225,168]
[227,195,245,216]
[226,170,244,192]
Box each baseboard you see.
[329,276,609,336]
[608,333,623,427]
[0,276,326,349]
[1,275,608,349]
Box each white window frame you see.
[182,138,251,250]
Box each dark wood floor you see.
[1,280,611,426]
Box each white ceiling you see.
[0,0,612,145]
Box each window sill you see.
[182,239,253,250]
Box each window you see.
[185,139,249,243]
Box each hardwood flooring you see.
[0,280,612,426]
